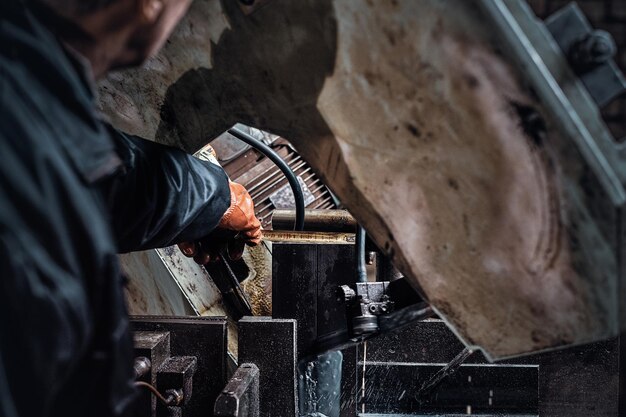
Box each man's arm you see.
[102,129,232,253]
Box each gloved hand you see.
[178,180,262,264]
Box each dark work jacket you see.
[0,2,230,416]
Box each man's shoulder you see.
[0,29,120,186]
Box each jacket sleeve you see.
[102,129,231,253]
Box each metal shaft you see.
[271,209,356,232]
[262,230,355,245]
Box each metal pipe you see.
[262,230,355,245]
[272,209,356,232]
[228,127,305,231]
[356,226,367,283]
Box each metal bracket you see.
[545,3,626,107]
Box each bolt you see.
[164,388,184,406]
[569,30,616,72]
[133,357,152,379]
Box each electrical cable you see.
[227,127,305,231]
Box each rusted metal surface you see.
[103,0,623,358]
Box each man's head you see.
[40,0,192,77]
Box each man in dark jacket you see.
[0,0,262,416]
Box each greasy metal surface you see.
[101,0,623,358]
[272,209,356,232]
[121,247,228,317]
[273,242,433,358]
[263,230,355,245]
[241,244,272,317]
[359,415,536,417]
[360,362,538,415]
[360,415,536,417]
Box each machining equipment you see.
[100,0,626,415]
[103,0,626,360]
[127,207,620,416]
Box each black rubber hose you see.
[356,225,367,282]
[227,127,305,231]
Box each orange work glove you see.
[218,181,263,244]
[178,180,262,264]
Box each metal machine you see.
[103,1,626,416]
[128,207,620,416]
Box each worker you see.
[0,0,262,416]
